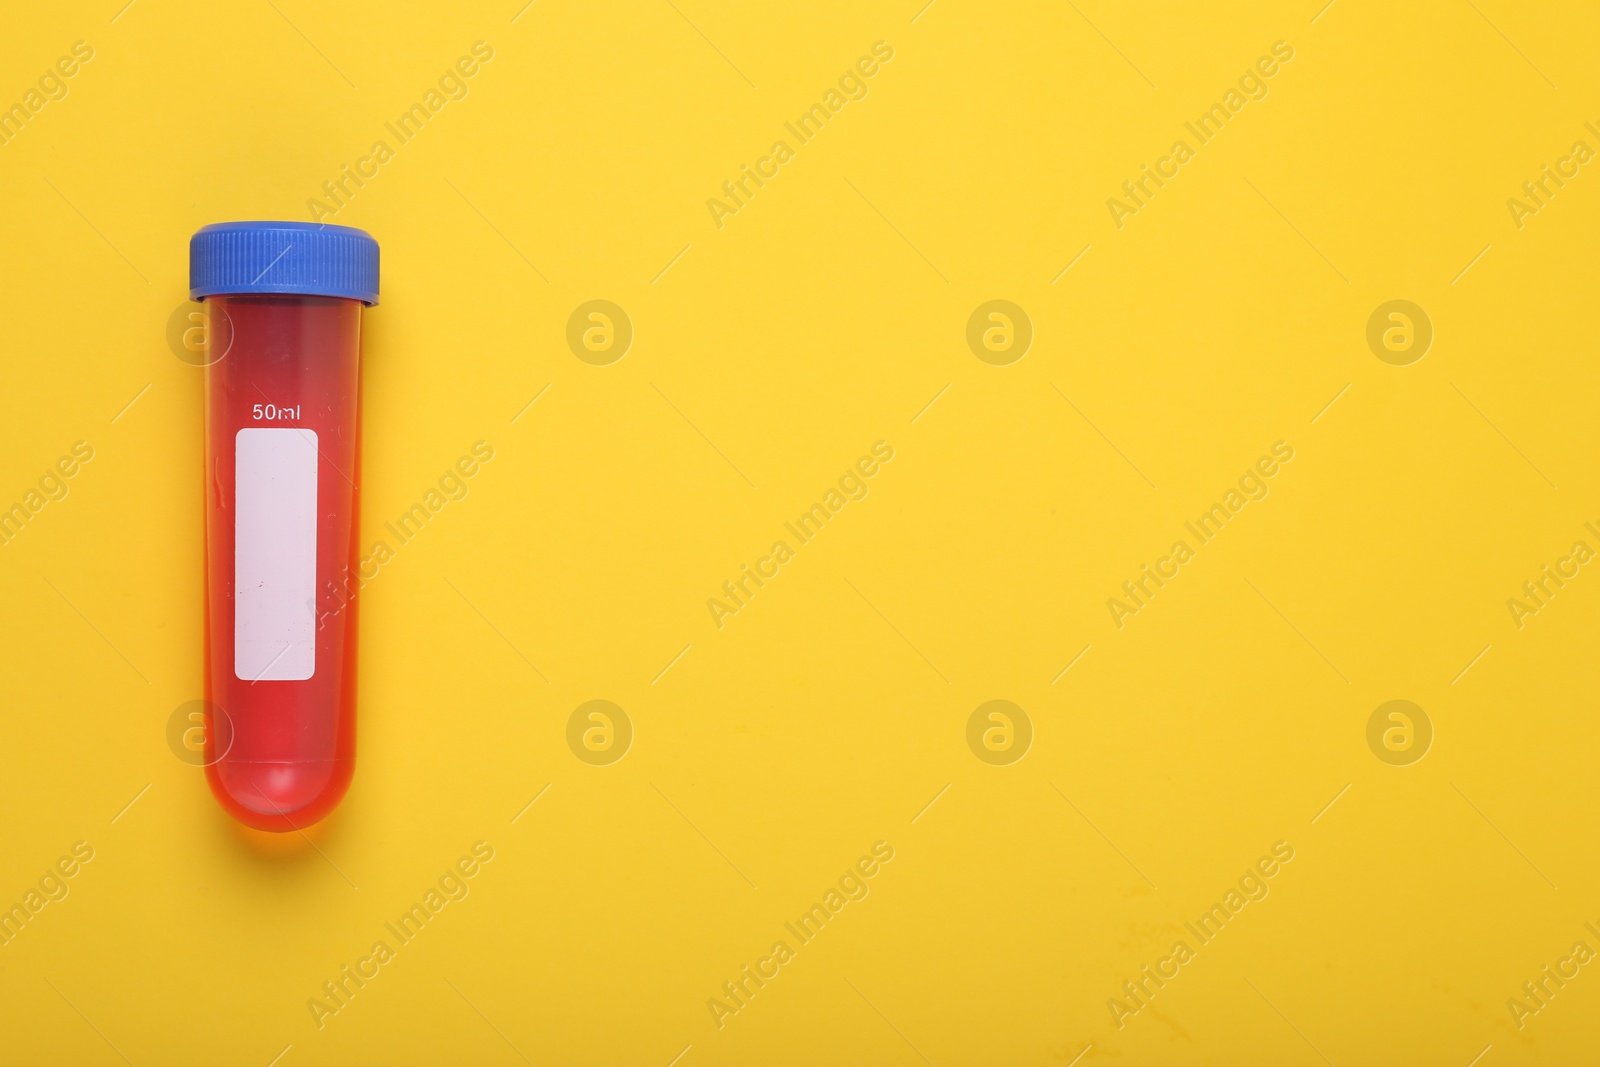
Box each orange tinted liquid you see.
[202,295,362,831]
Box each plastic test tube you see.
[189,222,379,831]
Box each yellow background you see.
[2,0,1598,1063]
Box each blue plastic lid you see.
[189,221,379,305]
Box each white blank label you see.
[235,427,318,681]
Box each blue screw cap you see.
[189,221,379,305]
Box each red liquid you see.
[202,295,363,831]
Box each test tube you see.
[189,222,379,831]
